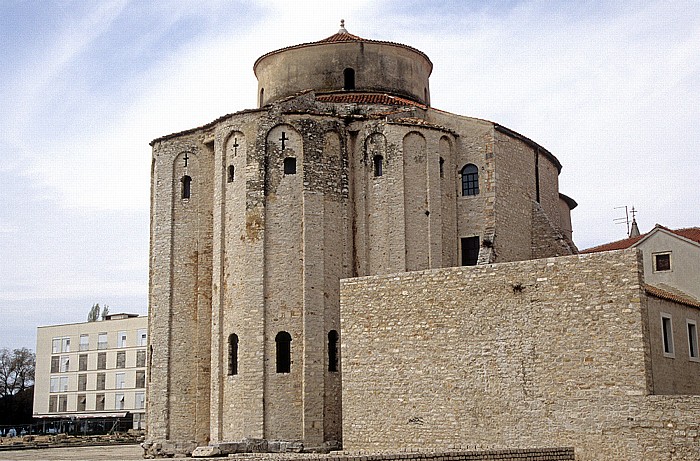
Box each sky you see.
[1,0,699,352]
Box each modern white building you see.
[33,313,148,431]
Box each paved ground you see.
[0,444,144,460]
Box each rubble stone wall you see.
[340,249,700,460]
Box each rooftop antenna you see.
[614,206,640,237]
[614,206,630,237]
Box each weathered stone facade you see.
[340,249,700,460]
[147,25,578,455]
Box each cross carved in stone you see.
[183,152,190,167]
[279,132,288,150]
[232,137,239,155]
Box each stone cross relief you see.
[232,137,239,155]
[279,131,288,150]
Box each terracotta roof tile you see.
[581,235,645,253]
[318,31,364,43]
[674,227,700,244]
[316,93,426,108]
[582,226,700,253]
[645,284,700,308]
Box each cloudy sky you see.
[1,0,698,351]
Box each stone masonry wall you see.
[340,249,700,460]
[223,448,575,461]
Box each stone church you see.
[146,22,580,455]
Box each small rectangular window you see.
[79,354,88,371]
[96,393,105,411]
[136,350,146,368]
[50,376,59,393]
[77,394,86,412]
[59,376,68,392]
[136,370,146,388]
[138,329,147,346]
[116,351,126,368]
[52,338,61,354]
[79,334,89,351]
[78,374,87,392]
[662,314,674,357]
[284,157,297,175]
[50,356,60,374]
[115,372,125,389]
[62,337,70,353]
[654,253,671,272]
[688,320,699,361]
[135,392,146,409]
[98,333,108,350]
[96,373,106,391]
[115,393,125,410]
[117,331,127,348]
[48,395,58,412]
[58,395,67,412]
[60,356,70,373]
[97,352,106,370]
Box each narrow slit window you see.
[373,155,383,177]
[228,333,239,376]
[275,331,292,373]
[344,68,355,90]
[439,157,445,178]
[461,164,479,196]
[328,330,339,372]
[182,175,192,199]
[227,165,235,183]
[284,157,297,175]
[259,88,265,107]
[662,314,674,357]
[688,320,698,360]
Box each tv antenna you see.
[614,206,638,237]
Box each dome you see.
[253,21,433,107]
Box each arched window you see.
[344,68,355,90]
[460,164,479,196]
[259,88,265,107]
[275,331,292,373]
[228,334,238,376]
[328,330,339,372]
[227,165,235,183]
[181,175,192,199]
[373,155,383,177]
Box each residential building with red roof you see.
[583,224,700,302]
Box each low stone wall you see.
[223,448,574,461]
[340,250,700,460]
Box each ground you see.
[0,444,144,461]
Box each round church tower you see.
[254,21,433,107]
[147,21,577,457]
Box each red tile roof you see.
[318,31,364,43]
[582,226,700,253]
[316,93,427,108]
[254,27,432,73]
[645,284,700,308]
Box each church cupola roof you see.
[318,19,364,43]
[254,22,433,107]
